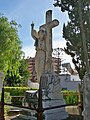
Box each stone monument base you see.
[41,72,68,120]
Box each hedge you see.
[4,87,38,96]
[62,90,80,104]
[4,87,80,105]
[4,87,38,105]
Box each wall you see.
[60,74,81,91]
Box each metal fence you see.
[0,82,82,120]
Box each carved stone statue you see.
[31,10,59,82]
[31,23,46,82]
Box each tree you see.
[53,48,62,74]
[53,0,90,80]
[0,15,23,74]
[4,59,30,86]
[18,59,30,86]
[0,14,30,85]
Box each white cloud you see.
[23,39,66,58]
[53,39,75,68]
[22,45,35,58]
[22,38,75,68]
[53,39,66,49]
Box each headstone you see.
[82,72,90,120]
[0,72,4,92]
[22,90,38,116]
[28,80,39,89]
[41,72,68,120]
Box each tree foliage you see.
[0,15,23,74]
[54,0,90,79]
[0,15,30,85]
[4,59,30,86]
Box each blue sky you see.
[0,0,74,67]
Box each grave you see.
[31,10,68,120]
[0,72,4,92]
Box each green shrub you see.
[4,87,38,105]
[4,87,38,96]
[62,90,79,104]
[4,88,79,105]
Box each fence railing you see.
[0,101,82,120]
[0,82,82,120]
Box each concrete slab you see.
[11,114,37,120]
[65,106,80,115]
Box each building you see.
[26,57,81,91]
[60,74,81,91]
[26,57,62,81]
[52,57,61,74]
[26,57,36,82]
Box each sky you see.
[0,0,75,68]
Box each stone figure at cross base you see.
[31,23,46,83]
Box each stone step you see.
[65,106,80,115]
[11,114,37,120]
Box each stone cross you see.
[40,10,59,72]
[31,10,59,82]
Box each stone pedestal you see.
[82,73,90,120]
[41,72,68,120]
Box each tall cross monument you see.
[31,10,59,82]
[31,10,68,120]
[40,10,59,72]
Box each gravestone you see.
[31,10,68,120]
[0,72,4,92]
[82,73,90,120]
[41,72,68,120]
